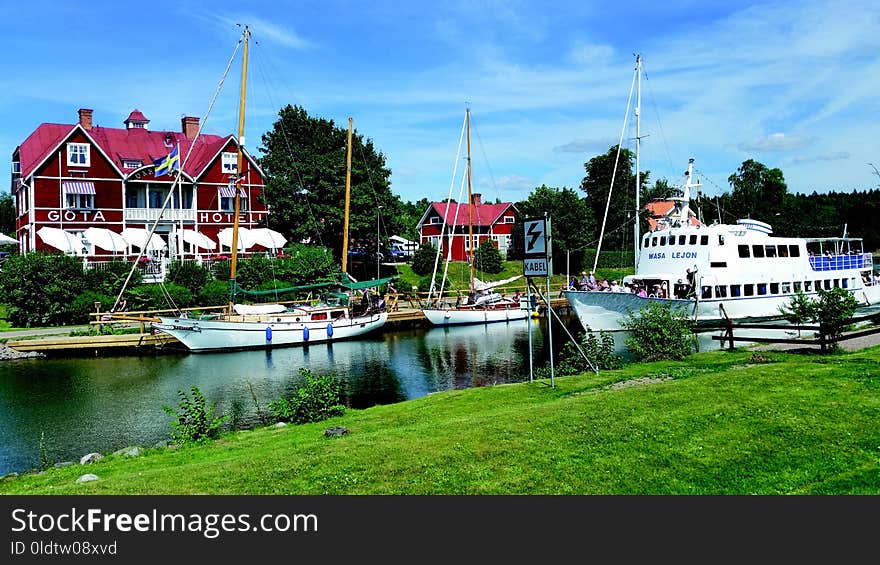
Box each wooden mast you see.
[341,117,353,274]
[228,25,249,314]
[466,107,475,293]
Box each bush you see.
[0,252,85,326]
[128,283,193,311]
[410,243,439,276]
[622,301,695,361]
[556,330,623,374]
[268,369,346,424]
[815,287,858,341]
[83,260,143,296]
[474,240,503,274]
[162,386,228,444]
[70,291,115,324]
[165,261,210,295]
[198,279,232,308]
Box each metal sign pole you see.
[526,280,534,382]
[545,213,554,387]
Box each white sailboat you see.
[422,108,528,327]
[152,27,387,351]
[564,55,880,331]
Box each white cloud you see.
[738,133,813,152]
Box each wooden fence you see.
[705,311,880,353]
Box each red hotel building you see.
[11,107,269,262]
[416,193,518,261]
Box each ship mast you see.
[341,117,353,274]
[466,107,475,293]
[228,25,249,314]
[634,53,642,271]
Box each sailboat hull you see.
[422,305,528,326]
[153,312,388,351]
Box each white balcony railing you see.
[124,208,196,222]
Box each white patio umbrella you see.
[83,227,128,253]
[217,227,254,251]
[121,228,167,252]
[180,229,217,250]
[248,228,287,250]
[0,233,18,245]
[36,227,84,255]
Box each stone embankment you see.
[0,343,44,360]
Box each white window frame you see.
[221,152,238,174]
[123,160,143,169]
[67,143,90,167]
[503,215,514,223]
[220,194,248,213]
[428,216,440,224]
[65,193,94,209]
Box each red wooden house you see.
[416,194,518,261]
[10,107,270,263]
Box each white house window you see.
[221,152,238,174]
[11,161,20,174]
[428,216,440,224]
[67,143,90,167]
[503,216,514,223]
[218,185,247,212]
[123,159,143,169]
[65,193,94,209]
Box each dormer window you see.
[123,159,143,169]
[428,216,440,224]
[503,216,514,223]
[67,143,90,167]
[221,152,238,174]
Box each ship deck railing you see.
[808,253,872,272]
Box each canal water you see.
[0,314,729,476]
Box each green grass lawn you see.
[4,346,879,495]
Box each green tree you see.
[580,146,648,254]
[727,159,787,223]
[473,239,503,274]
[778,291,817,337]
[411,242,439,276]
[815,287,858,342]
[257,105,402,262]
[511,185,593,271]
[0,193,15,236]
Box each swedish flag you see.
[153,144,180,178]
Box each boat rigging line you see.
[111,34,244,314]
[526,279,598,375]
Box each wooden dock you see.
[5,296,571,355]
[6,332,178,354]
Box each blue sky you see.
[3,0,880,205]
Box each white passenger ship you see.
[564,158,880,331]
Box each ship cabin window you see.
[678,235,686,245]
[701,286,712,299]
[815,280,822,291]
[770,282,779,294]
[718,235,725,246]
[824,280,832,290]
[310,312,328,321]
[757,283,768,295]
[710,261,727,268]
[833,279,840,288]
[643,236,650,246]
[700,235,708,245]
[659,236,666,246]
[715,285,727,298]
[744,284,755,296]
[794,282,802,293]
[778,245,789,258]
[689,235,697,245]
[730,284,742,297]
[331,310,346,319]
[842,278,849,289]
[738,245,750,258]
[789,245,800,257]
[781,282,791,294]
[752,245,765,258]
[668,234,676,246]
[651,237,658,247]
[804,281,812,292]
[765,245,777,258]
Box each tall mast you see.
[228,25,249,313]
[466,108,475,292]
[341,117,353,274]
[634,53,642,270]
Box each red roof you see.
[428,201,512,227]
[124,109,149,124]
[17,121,233,179]
[644,200,702,230]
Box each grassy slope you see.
[3,346,879,495]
